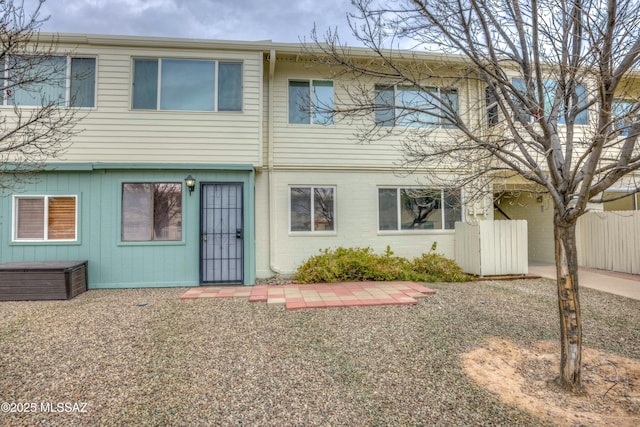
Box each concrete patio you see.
[528,263,640,300]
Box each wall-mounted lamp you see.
[185,175,196,195]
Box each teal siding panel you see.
[0,168,256,288]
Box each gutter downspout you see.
[267,49,283,274]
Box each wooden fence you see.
[455,220,528,276]
[576,211,640,275]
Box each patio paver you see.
[180,281,436,310]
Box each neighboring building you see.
[0,33,636,287]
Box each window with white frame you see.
[512,78,588,125]
[122,183,183,241]
[374,84,458,128]
[132,59,242,111]
[290,186,335,232]
[4,56,96,108]
[378,188,461,231]
[13,195,78,241]
[612,99,637,137]
[288,80,334,125]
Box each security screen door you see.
[201,183,243,283]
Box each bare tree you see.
[309,0,640,392]
[0,0,83,190]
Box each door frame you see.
[199,181,244,284]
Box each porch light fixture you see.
[185,175,196,195]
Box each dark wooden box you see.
[0,261,88,301]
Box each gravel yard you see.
[1,278,639,426]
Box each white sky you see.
[25,0,361,44]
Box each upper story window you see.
[612,99,636,137]
[512,78,588,125]
[288,80,334,125]
[378,188,461,231]
[486,87,499,127]
[290,186,335,232]
[13,195,78,241]
[375,84,458,128]
[132,58,242,112]
[3,56,96,108]
[122,183,183,242]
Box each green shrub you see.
[293,246,472,284]
[411,252,472,282]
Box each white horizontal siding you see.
[49,42,263,165]
[270,61,475,170]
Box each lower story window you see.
[378,188,461,230]
[290,186,335,232]
[13,195,78,241]
[122,183,182,241]
[602,190,639,211]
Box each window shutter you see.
[48,197,76,240]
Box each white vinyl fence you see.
[576,211,640,275]
[455,220,528,276]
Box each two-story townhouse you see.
[258,46,481,276]
[0,34,266,288]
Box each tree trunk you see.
[553,213,583,392]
